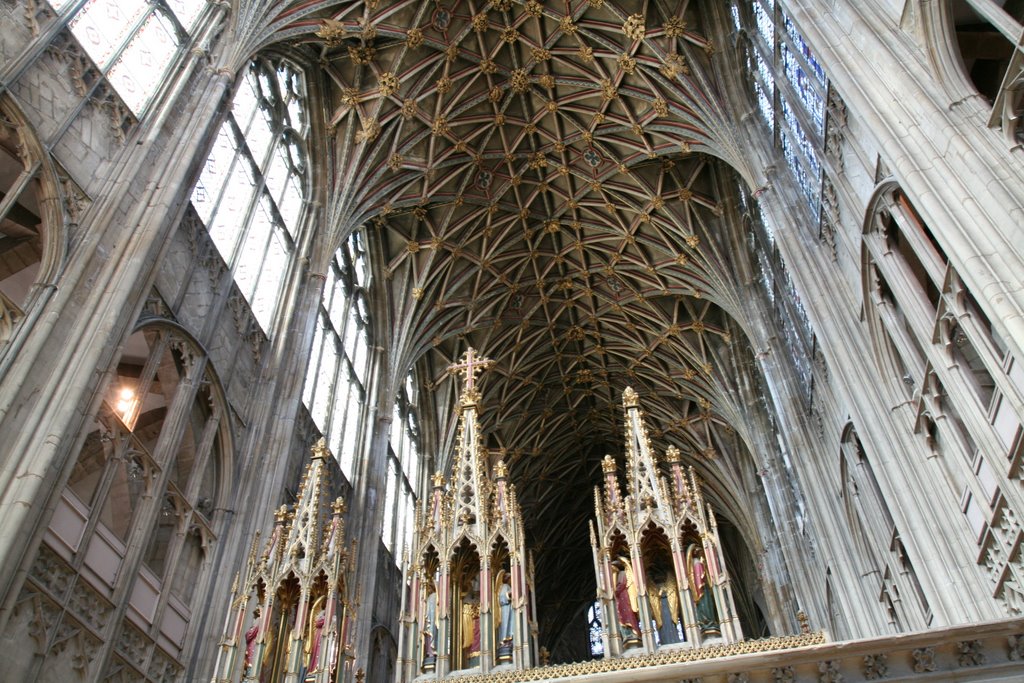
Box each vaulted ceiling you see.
[272,0,768,655]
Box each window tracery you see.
[383,371,421,560]
[735,0,827,216]
[302,231,372,480]
[57,320,228,671]
[50,0,205,115]
[190,58,310,333]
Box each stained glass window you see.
[740,1,827,216]
[588,602,604,657]
[60,0,204,115]
[753,0,775,46]
[781,43,824,134]
[190,59,309,333]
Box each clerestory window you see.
[50,0,206,115]
[190,58,309,333]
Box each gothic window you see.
[382,373,421,559]
[0,99,59,346]
[735,0,828,216]
[587,601,604,657]
[51,0,205,115]
[59,321,228,657]
[741,181,815,403]
[190,58,309,333]
[302,231,372,479]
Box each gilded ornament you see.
[660,52,689,79]
[445,43,459,62]
[489,86,503,103]
[578,45,594,62]
[387,153,403,171]
[525,1,542,18]
[348,45,376,64]
[622,14,646,42]
[652,97,668,116]
[494,113,506,125]
[664,16,687,38]
[539,74,555,88]
[472,13,489,32]
[378,71,398,97]
[481,58,498,74]
[401,99,417,119]
[600,79,617,101]
[356,118,380,143]
[406,27,423,48]
[412,288,423,300]
[341,88,359,106]
[686,234,700,248]
[436,76,452,94]
[510,69,530,93]
[432,117,449,136]
[560,16,577,34]
[501,26,520,43]
[315,19,348,47]
[618,54,637,74]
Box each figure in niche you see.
[243,607,262,675]
[611,557,641,648]
[494,570,513,663]
[304,596,326,674]
[687,544,719,634]
[461,575,482,667]
[421,577,438,672]
[648,570,681,645]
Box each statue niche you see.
[396,348,538,681]
[590,388,742,658]
[212,439,355,683]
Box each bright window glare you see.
[70,0,148,69]
[108,13,179,113]
[63,0,202,116]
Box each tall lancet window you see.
[382,372,421,560]
[49,0,206,115]
[190,57,309,333]
[734,0,828,215]
[302,231,372,479]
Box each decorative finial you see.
[665,445,682,463]
[432,471,445,488]
[274,504,289,523]
[332,497,346,516]
[447,347,494,406]
[494,460,508,479]
[311,437,331,460]
[797,610,810,634]
[622,386,639,407]
[601,454,617,474]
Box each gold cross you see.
[447,347,493,396]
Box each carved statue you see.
[244,607,261,675]
[304,597,326,672]
[461,576,482,667]
[648,572,681,645]
[612,557,641,647]
[687,544,719,634]
[421,578,438,671]
[495,570,513,662]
